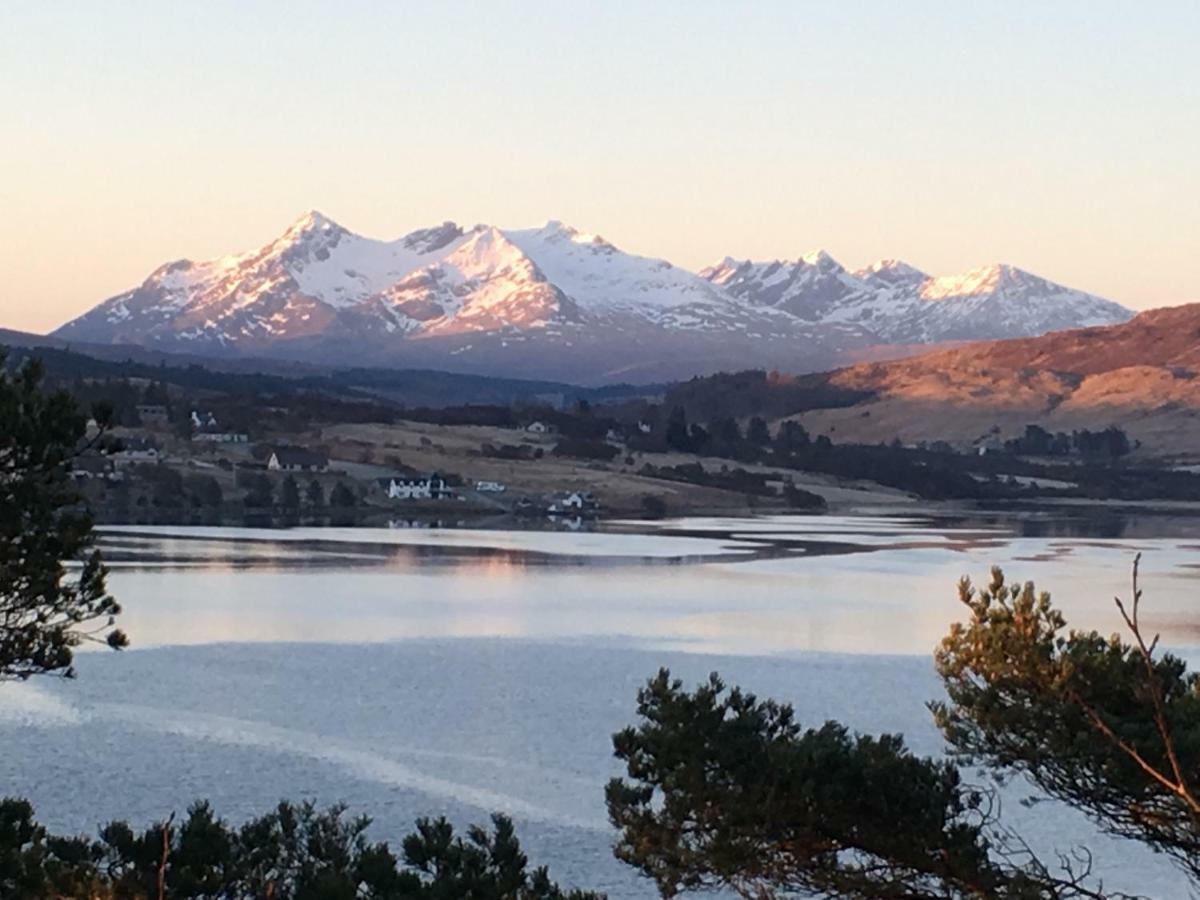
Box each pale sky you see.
[1,0,1197,333]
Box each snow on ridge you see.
[920,263,1017,301]
[55,211,1135,360]
[503,223,732,313]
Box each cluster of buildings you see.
[77,400,608,518]
[190,410,249,443]
[73,437,163,482]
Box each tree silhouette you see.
[0,354,126,680]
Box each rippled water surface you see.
[4,513,1200,896]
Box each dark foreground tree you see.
[607,671,1102,899]
[933,557,1200,883]
[608,560,1188,898]
[0,353,126,680]
[0,799,604,899]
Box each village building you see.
[191,410,219,430]
[977,436,1005,456]
[549,490,600,513]
[110,437,161,467]
[387,472,453,501]
[72,453,118,481]
[475,480,506,493]
[267,447,329,473]
[525,421,555,434]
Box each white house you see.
[191,410,219,430]
[550,491,599,513]
[475,480,506,493]
[525,421,554,434]
[388,473,453,501]
[637,421,653,434]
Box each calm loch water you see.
[3,513,1198,896]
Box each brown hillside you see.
[791,304,1200,458]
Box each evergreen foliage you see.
[0,353,126,680]
[0,800,603,900]
[608,562,1196,898]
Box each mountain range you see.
[54,212,1133,383]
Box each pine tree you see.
[279,475,300,510]
[306,479,324,508]
[329,482,357,508]
[608,561,1200,898]
[0,354,127,679]
[747,416,771,446]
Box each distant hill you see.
[0,334,661,410]
[791,303,1200,458]
[51,211,1130,383]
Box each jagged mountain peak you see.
[855,259,928,285]
[282,209,345,239]
[921,263,1039,300]
[697,257,747,282]
[800,248,841,269]
[529,220,616,253]
[401,221,466,254]
[445,225,540,272]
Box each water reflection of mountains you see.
[948,509,1200,540]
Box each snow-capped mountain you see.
[700,253,1130,344]
[54,212,1133,383]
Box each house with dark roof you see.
[267,447,329,472]
[72,453,118,480]
[111,437,162,467]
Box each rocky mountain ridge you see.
[54,211,1134,383]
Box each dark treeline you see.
[659,369,872,422]
[1,799,600,899]
[0,343,653,417]
[1002,423,1133,459]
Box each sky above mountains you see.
[1,0,1197,333]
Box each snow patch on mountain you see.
[701,252,1131,342]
